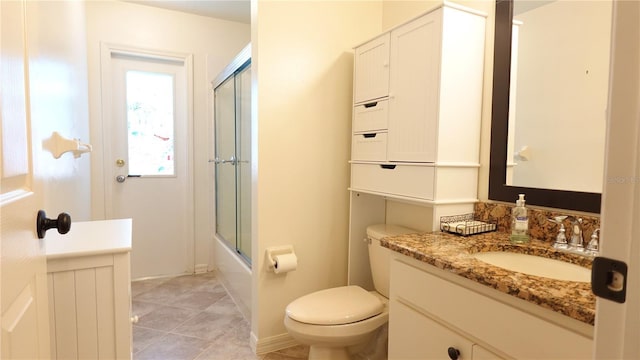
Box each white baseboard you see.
[251,331,298,355]
[194,263,208,274]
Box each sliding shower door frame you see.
[212,44,252,266]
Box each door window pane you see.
[126,70,175,176]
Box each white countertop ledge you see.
[45,218,132,259]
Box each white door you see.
[102,46,194,279]
[0,0,50,357]
[594,0,640,358]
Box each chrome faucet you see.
[585,228,600,256]
[568,217,584,249]
[548,216,568,249]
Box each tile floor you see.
[131,272,309,360]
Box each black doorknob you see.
[37,210,71,239]
[447,347,461,360]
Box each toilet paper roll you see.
[273,253,298,274]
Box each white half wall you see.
[85,0,250,271]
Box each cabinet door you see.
[48,253,132,359]
[389,299,473,359]
[387,10,442,163]
[354,33,390,104]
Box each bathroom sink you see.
[472,252,591,283]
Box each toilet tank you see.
[366,224,418,298]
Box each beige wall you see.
[250,0,497,349]
[251,0,383,350]
[85,1,250,271]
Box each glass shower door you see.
[214,76,237,253]
[214,60,251,264]
[236,65,251,259]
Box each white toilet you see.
[284,224,417,360]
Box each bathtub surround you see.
[474,202,600,243]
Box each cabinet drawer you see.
[353,99,388,132]
[351,132,387,161]
[351,163,434,200]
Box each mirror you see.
[489,0,608,213]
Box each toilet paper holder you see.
[266,245,296,272]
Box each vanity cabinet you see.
[388,255,593,359]
[391,301,503,359]
[350,3,486,203]
[45,219,133,360]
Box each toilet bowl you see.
[283,224,417,360]
[285,287,388,359]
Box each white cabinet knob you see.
[130,315,139,324]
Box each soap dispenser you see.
[510,194,530,244]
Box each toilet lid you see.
[286,285,383,325]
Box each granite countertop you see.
[381,231,596,325]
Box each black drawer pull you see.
[363,133,377,139]
[380,164,396,170]
[447,347,460,360]
[363,101,378,108]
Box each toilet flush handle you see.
[363,237,371,244]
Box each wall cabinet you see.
[350,3,486,204]
[388,255,593,359]
[353,33,390,104]
[46,219,133,360]
[347,3,487,291]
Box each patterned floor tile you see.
[132,273,309,360]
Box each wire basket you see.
[440,213,497,236]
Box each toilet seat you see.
[286,285,383,325]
